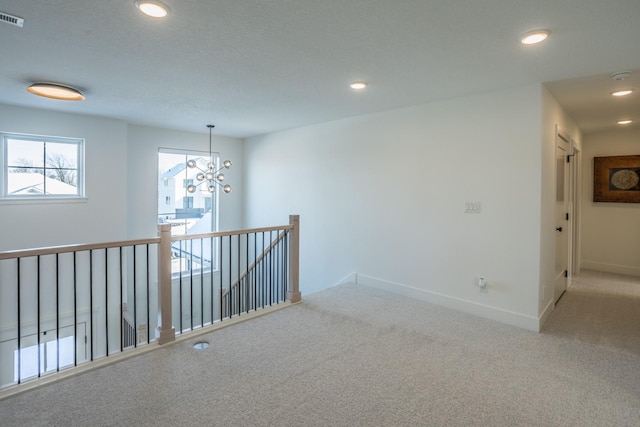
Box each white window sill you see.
[0,197,88,205]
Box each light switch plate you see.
[464,202,481,213]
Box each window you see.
[1,132,84,199]
[14,336,76,381]
[158,149,220,276]
[158,149,218,235]
[12,324,84,383]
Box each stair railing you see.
[0,215,300,393]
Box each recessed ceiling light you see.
[617,119,633,125]
[611,89,635,97]
[135,1,170,18]
[26,83,85,101]
[520,29,551,45]
[350,81,367,90]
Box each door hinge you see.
[567,154,574,163]
[564,270,568,278]
[565,213,569,221]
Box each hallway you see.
[543,270,640,355]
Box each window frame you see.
[1,132,85,201]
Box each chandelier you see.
[186,124,232,194]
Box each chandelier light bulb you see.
[182,124,233,197]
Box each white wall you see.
[0,85,583,335]
[245,85,547,330]
[580,128,640,276]
[0,106,245,250]
[0,104,128,251]
[126,125,244,239]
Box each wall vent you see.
[0,11,24,28]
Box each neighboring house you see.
[158,158,214,223]
[7,172,77,196]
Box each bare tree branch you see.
[46,153,77,186]
[11,158,44,175]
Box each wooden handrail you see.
[170,224,293,242]
[0,224,293,260]
[0,237,161,260]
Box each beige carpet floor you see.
[544,270,640,355]
[1,270,639,426]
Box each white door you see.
[554,129,570,303]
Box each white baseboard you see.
[355,274,541,332]
[581,261,640,277]
[538,299,555,330]
[333,272,358,286]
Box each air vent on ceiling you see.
[0,11,24,28]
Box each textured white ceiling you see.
[0,0,639,137]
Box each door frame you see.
[570,141,581,276]
[554,126,571,303]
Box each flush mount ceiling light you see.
[350,81,367,90]
[617,119,633,125]
[135,0,170,18]
[26,83,85,101]
[520,29,551,45]
[610,88,635,97]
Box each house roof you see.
[7,172,77,195]
[160,158,208,179]
[159,162,187,180]
[0,1,638,137]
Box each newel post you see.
[156,223,175,344]
[287,215,302,303]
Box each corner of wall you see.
[356,274,541,332]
